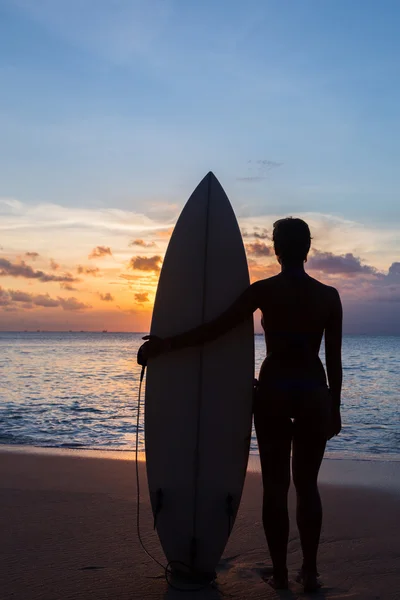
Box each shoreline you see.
[2,442,400,462]
[1,444,400,493]
[1,449,399,599]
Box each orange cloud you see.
[157,227,174,240]
[25,252,39,260]
[241,227,270,240]
[77,265,101,277]
[129,256,162,273]
[129,239,157,248]
[89,246,112,259]
[50,259,60,271]
[246,242,273,257]
[98,292,114,302]
[134,292,149,303]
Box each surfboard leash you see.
[135,363,222,593]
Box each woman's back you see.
[254,270,340,388]
[257,271,336,355]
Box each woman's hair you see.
[272,217,312,263]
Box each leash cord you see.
[134,365,217,592]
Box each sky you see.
[0,0,399,333]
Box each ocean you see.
[0,332,399,461]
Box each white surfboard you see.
[145,172,254,576]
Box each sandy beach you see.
[1,449,399,600]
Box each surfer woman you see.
[138,217,342,593]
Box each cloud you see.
[89,246,112,259]
[57,297,92,311]
[0,288,89,310]
[60,282,77,291]
[34,294,60,308]
[129,239,157,248]
[157,227,174,240]
[25,252,39,260]
[50,259,60,270]
[0,286,11,306]
[245,242,273,257]
[241,227,270,240]
[386,262,400,281]
[237,160,283,181]
[0,258,79,283]
[98,292,114,302]
[9,290,32,303]
[77,265,101,277]
[134,292,149,303]
[308,250,378,277]
[129,255,162,273]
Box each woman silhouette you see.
[139,217,343,593]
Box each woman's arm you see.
[165,282,260,351]
[139,282,260,365]
[325,287,343,436]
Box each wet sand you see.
[1,449,399,599]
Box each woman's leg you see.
[254,410,292,584]
[292,417,326,577]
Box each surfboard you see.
[144,172,254,577]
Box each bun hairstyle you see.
[272,217,312,263]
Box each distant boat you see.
[102,329,108,333]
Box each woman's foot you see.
[267,568,289,590]
[296,568,321,593]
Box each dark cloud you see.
[57,297,92,311]
[9,290,32,303]
[99,292,114,302]
[0,286,11,306]
[50,259,60,271]
[89,246,112,259]
[34,294,60,308]
[25,252,39,260]
[129,239,157,248]
[387,262,400,281]
[245,242,273,257]
[77,265,100,277]
[308,250,378,276]
[129,255,162,273]
[0,287,91,312]
[0,258,79,283]
[134,292,149,303]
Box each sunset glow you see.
[1,1,399,333]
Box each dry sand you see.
[0,449,399,600]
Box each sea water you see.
[0,332,399,461]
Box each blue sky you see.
[0,0,399,332]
